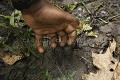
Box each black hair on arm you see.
[11,0,39,10]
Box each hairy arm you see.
[11,0,40,10]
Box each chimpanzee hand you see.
[22,0,82,53]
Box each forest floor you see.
[0,0,120,80]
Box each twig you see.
[0,14,9,18]
[99,18,109,24]
[81,1,92,14]
[108,14,120,20]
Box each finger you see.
[71,20,83,30]
[65,14,83,29]
[48,33,57,48]
[35,34,45,53]
[51,37,57,48]
[48,33,56,38]
[65,24,75,34]
[58,31,68,47]
[34,24,67,35]
[67,31,77,45]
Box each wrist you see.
[21,0,43,14]
[11,0,44,12]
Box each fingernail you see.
[38,47,45,54]
[51,43,57,48]
[68,39,72,45]
[60,42,65,47]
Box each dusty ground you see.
[0,0,120,80]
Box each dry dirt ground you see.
[0,0,120,80]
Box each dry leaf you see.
[82,39,120,80]
[2,54,22,65]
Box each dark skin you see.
[22,0,83,53]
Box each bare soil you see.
[0,0,120,80]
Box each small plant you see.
[0,10,41,58]
[57,72,75,80]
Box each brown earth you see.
[0,0,120,80]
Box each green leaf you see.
[68,4,76,10]
[76,29,82,35]
[83,24,92,31]
[0,22,8,29]
[3,44,16,54]
[86,31,98,37]
[29,48,41,59]
[9,26,20,35]
[10,15,15,26]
